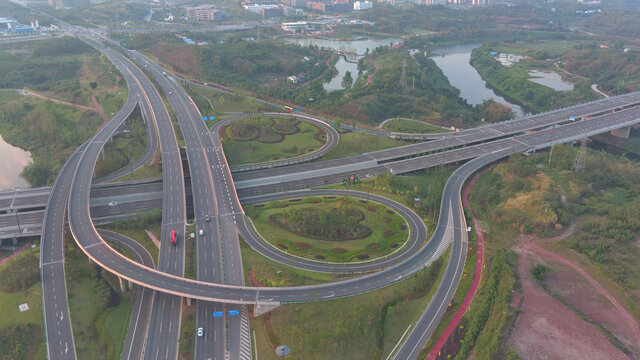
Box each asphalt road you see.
[39,35,640,360]
[98,229,155,360]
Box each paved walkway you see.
[0,243,29,266]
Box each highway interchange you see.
[1,28,638,359]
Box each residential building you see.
[186,5,223,21]
[354,0,372,10]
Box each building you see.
[282,21,310,32]
[48,0,64,8]
[243,3,280,14]
[260,6,283,18]
[185,5,223,21]
[354,1,372,10]
[282,0,308,8]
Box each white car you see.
[197,327,204,337]
[199,229,204,236]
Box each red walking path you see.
[425,168,488,360]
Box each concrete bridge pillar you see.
[186,298,193,306]
[253,302,280,316]
[128,280,134,290]
[611,126,631,139]
[119,277,126,292]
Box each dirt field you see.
[509,246,630,360]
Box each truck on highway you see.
[170,229,178,246]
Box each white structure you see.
[354,0,373,10]
[243,4,279,14]
[281,21,309,32]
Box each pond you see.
[431,43,527,118]
[0,134,32,189]
[286,36,401,91]
[528,70,574,92]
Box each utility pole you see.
[572,119,587,172]
[400,59,407,90]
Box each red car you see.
[170,229,177,246]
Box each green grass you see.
[222,116,327,166]
[185,225,196,280]
[241,236,344,287]
[187,83,273,115]
[321,131,408,161]
[178,301,195,360]
[95,297,134,360]
[96,88,128,123]
[100,225,159,265]
[0,247,46,359]
[0,281,43,331]
[95,114,149,178]
[489,40,585,58]
[382,118,450,134]
[250,251,448,360]
[246,196,409,262]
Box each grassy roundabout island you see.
[220,115,327,166]
[245,196,409,262]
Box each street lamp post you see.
[108,201,119,235]
[10,207,21,236]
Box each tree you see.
[89,82,98,90]
[342,71,353,89]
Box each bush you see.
[532,264,550,281]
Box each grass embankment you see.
[250,251,448,360]
[382,118,450,134]
[0,247,46,359]
[95,108,150,178]
[104,209,162,264]
[0,37,125,186]
[186,82,272,116]
[321,131,408,161]
[65,234,134,359]
[221,116,327,166]
[246,196,408,262]
[432,145,640,358]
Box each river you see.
[0,133,32,189]
[431,43,526,118]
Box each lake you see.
[431,43,526,118]
[0,134,32,189]
[528,70,574,91]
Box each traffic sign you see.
[213,311,224,318]
[202,117,207,121]
[209,116,215,120]
[228,310,239,316]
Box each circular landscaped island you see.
[220,115,327,166]
[245,196,410,263]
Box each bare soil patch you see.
[509,247,629,360]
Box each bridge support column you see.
[611,126,631,139]
[118,277,126,292]
[253,302,280,316]
[128,280,134,290]
[186,298,193,306]
[12,238,17,245]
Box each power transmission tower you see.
[400,59,407,90]
[572,138,587,172]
